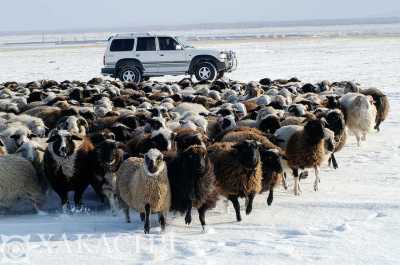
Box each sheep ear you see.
[71,135,82,141]
[0,139,4,146]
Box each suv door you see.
[135,37,159,74]
[106,38,135,67]
[157,37,189,74]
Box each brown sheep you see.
[208,140,262,222]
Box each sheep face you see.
[144,149,164,176]
[47,130,82,158]
[304,119,325,144]
[10,129,34,148]
[218,115,236,132]
[259,148,283,174]
[258,115,281,134]
[95,139,121,171]
[233,140,261,169]
[182,146,208,175]
[326,110,345,139]
[176,132,206,152]
[57,116,88,135]
[288,104,307,117]
[151,128,174,152]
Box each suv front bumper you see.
[219,51,237,73]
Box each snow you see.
[1,34,400,264]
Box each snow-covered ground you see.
[0,36,400,265]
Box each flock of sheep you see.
[0,77,389,234]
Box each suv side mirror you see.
[176,44,183,50]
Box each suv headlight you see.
[219,52,227,60]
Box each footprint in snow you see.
[335,223,352,232]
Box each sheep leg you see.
[314,166,320,192]
[158,213,166,232]
[282,172,288,190]
[144,203,151,234]
[198,205,207,230]
[362,132,367,141]
[140,212,145,222]
[123,208,131,223]
[330,153,338,169]
[228,195,242,222]
[185,203,192,226]
[267,187,274,206]
[73,190,84,210]
[245,192,255,215]
[293,169,301,196]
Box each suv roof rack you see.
[113,32,153,38]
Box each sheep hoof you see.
[267,198,273,206]
[314,183,319,192]
[245,206,252,215]
[185,215,192,225]
[144,225,150,234]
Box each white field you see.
[0,36,399,265]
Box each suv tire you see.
[119,65,142,83]
[194,62,217,82]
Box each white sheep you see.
[116,148,171,234]
[0,154,45,211]
[340,93,377,146]
[0,123,33,153]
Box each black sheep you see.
[168,145,218,229]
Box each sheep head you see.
[144,148,165,177]
[47,130,82,158]
[233,140,261,169]
[304,119,325,145]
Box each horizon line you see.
[1,16,400,36]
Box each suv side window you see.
[110,39,135,52]
[158,37,180,51]
[136,37,156,51]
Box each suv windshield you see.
[175,37,195,48]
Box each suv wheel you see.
[119,65,142,83]
[194,62,217,81]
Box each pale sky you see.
[1,0,399,32]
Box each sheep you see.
[340,93,377,146]
[220,127,284,205]
[23,106,79,129]
[208,140,262,222]
[0,113,47,137]
[285,119,329,195]
[318,109,347,169]
[116,148,170,234]
[173,102,209,116]
[56,115,89,136]
[126,128,174,157]
[90,139,124,214]
[173,127,208,152]
[361,87,390,131]
[0,154,45,212]
[167,145,218,229]
[44,130,102,210]
[0,123,34,153]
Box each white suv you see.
[101,33,237,83]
